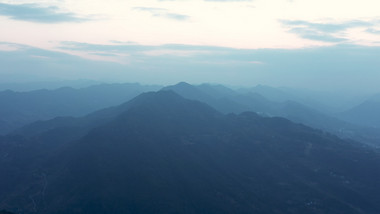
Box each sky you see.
[0,0,380,92]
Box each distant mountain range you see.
[0,80,104,92]
[1,81,379,146]
[338,94,380,128]
[1,82,379,146]
[0,83,160,134]
[239,85,369,114]
[162,82,380,146]
[1,90,380,213]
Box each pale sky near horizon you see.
[0,0,380,92]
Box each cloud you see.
[58,41,221,59]
[288,27,347,42]
[59,41,227,52]
[158,0,252,1]
[0,3,88,23]
[0,42,27,51]
[162,13,189,20]
[367,28,380,35]
[133,7,166,12]
[204,0,252,1]
[59,41,153,52]
[282,20,372,33]
[133,7,189,21]
[281,19,375,43]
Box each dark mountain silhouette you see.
[163,83,380,146]
[0,83,160,135]
[0,210,15,214]
[339,94,380,128]
[1,91,380,213]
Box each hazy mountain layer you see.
[1,91,380,213]
[0,83,160,134]
[339,94,380,128]
[163,82,380,146]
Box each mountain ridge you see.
[0,83,160,135]
[1,90,380,213]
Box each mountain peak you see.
[176,81,192,87]
[121,90,221,122]
[160,82,213,102]
[130,90,183,103]
[161,82,196,91]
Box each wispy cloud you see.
[158,0,252,1]
[0,42,27,51]
[163,13,189,20]
[133,7,189,21]
[282,20,372,33]
[133,7,166,12]
[288,27,347,42]
[204,0,252,1]
[281,19,376,43]
[58,41,219,58]
[366,28,380,35]
[0,3,89,23]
